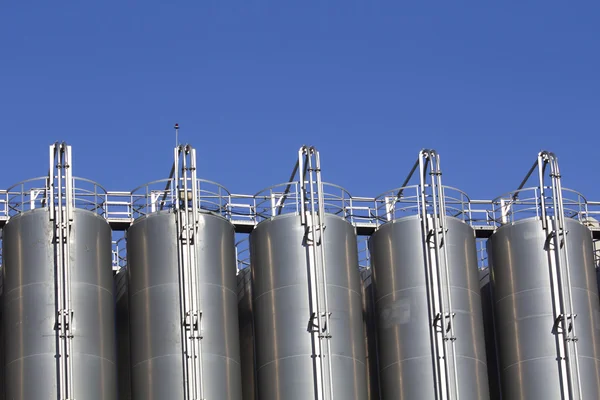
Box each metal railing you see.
[112,238,127,271]
[236,238,250,271]
[373,184,472,225]
[252,181,355,223]
[1,176,108,218]
[130,178,232,219]
[490,186,589,226]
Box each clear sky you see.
[1,1,599,204]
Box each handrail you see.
[490,186,588,225]
[373,184,472,225]
[2,176,108,217]
[252,180,354,223]
[130,177,232,219]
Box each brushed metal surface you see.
[479,268,501,400]
[2,208,117,399]
[127,210,242,400]
[250,213,368,400]
[370,215,489,400]
[488,217,600,399]
[115,270,131,400]
[237,267,256,400]
[360,268,381,400]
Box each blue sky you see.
[1,1,599,204]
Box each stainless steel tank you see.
[250,213,368,400]
[2,207,117,399]
[127,210,242,399]
[370,215,490,399]
[479,267,501,400]
[115,268,131,400]
[360,267,381,400]
[237,267,256,400]
[488,217,600,399]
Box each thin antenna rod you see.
[175,123,180,147]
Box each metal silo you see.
[488,151,600,399]
[369,150,490,400]
[127,145,242,400]
[1,143,117,399]
[250,146,368,400]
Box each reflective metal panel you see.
[489,217,600,399]
[250,213,367,400]
[127,210,242,399]
[2,208,117,399]
[370,215,489,400]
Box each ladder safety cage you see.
[298,145,335,400]
[174,144,205,400]
[374,149,467,400]
[51,142,75,400]
[492,151,585,400]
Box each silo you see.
[479,267,501,400]
[250,212,367,399]
[369,150,489,399]
[237,267,256,400]
[2,207,117,399]
[360,267,381,400]
[1,143,117,399]
[115,268,131,400]
[250,147,368,400]
[488,217,600,399]
[127,145,242,399]
[370,215,489,399]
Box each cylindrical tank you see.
[488,217,600,399]
[115,269,131,400]
[237,267,256,400]
[370,215,490,399]
[360,267,381,400]
[127,210,242,399]
[2,208,117,399]
[479,267,501,400]
[250,213,368,400]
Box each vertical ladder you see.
[299,146,334,400]
[174,145,204,400]
[537,152,583,400]
[49,143,75,400]
[416,150,459,400]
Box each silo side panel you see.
[2,208,117,399]
[370,215,489,400]
[237,268,256,400]
[127,211,242,400]
[250,213,367,400]
[489,218,600,399]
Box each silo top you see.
[490,186,590,227]
[252,180,354,223]
[373,184,473,227]
[130,177,232,221]
[2,176,108,219]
